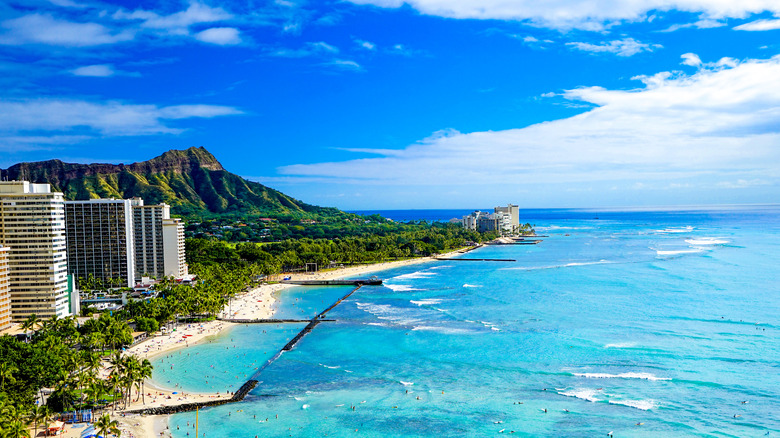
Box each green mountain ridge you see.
[2,147,336,217]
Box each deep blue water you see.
[158,206,780,437]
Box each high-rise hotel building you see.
[132,200,187,280]
[0,182,70,321]
[0,245,11,330]
[65,199,135,288]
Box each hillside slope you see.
[3,147,335,217]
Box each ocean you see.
[155,206,780,437]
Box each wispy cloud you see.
[268,41,339,57]
[567,38,661,56]
[113,2,233,35]
[346,0,780,31]
[354,38,376,50]
[734,18,780,31]
[0,98,243,138]
[70,64,115,77]
[680,53,701,66]
[0,13,133,47]
[275,55,780,204]
[194,27,242,45]
[325,59,362,71]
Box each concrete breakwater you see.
[133,285,366,415]
[125,380,259,415]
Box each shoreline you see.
[105,250,465,438]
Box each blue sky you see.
[1,0,779,209]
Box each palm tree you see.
[0,362,17,391]
[106,374,122,413]
[2,419,30,438]
[20,313,39,338]
[32,405,52,438]
[137,359,153,405]
[94,413,121,437]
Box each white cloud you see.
[268,41,340,58]
[114,2,232,35]
[660,18,726,32]
[326,59,362,70]
[276,55,780,204]
[194,27,242,45]
[680,52,701,66]
[355,39,376,50]
[71,64,115,77]
[734,18,780,31]
[0,98,242,136]
[567,38,661,56]
[0,13,132,47]
[346,0,780,30]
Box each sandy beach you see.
[63,251,463,438]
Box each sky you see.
[1,1,779,210]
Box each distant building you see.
[494,204,519,231]
[0,181,71,321]
[0,245,10,331]
[461,204,520,235]
[65,199,136,288]
[132,200,187,280]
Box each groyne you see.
[135,284,366,415]
[434,258,516,262]
[281,279,382,286]
[125,380,259,415]
[215,318,319,324]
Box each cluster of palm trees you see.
[0,397,53,438]
[107,352,153,409]
[1,313,152,438]
[77,273,126,292]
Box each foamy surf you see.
[608,399,657,410]
[558,388,602,402]
[410,299,443,306]
[573,372,671,381]
[685,238,729,245]
[463,284,481,288]
[504,260,610,271]
[394,271,437,280]
[656,226,694,234]
[400,381,414,386]
[384,284,420,292]
[656,249,703,256]
[604,342,637,349]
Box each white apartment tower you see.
[132,200,187,280]
[65,199,136,288]
[0,182,70,321]
[162,217,188,278]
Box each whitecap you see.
[685,238,729,245]
[393,271,437,280]
[558,388,601,402]
[656,226,694,234]
[608,399,657,410]
[384,284,420,292]
[301,404,310,410]
[463,284,481,288]
[604,342,637,349]
[400,381,414,386]
[321,364,340,369]
[573,372,671,381]
[411,326,473,334]
[410,299,443,306]
[503,260,611,271]
[656,249,703,256]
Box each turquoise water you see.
[161,207,780,437]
